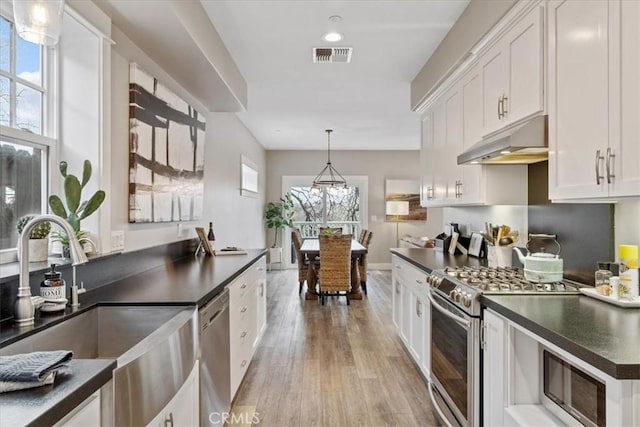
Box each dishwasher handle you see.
[200,288,229,331]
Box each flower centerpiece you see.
[16,215,51,262]
[49,160,105,257]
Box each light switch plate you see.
[111,230,125,251]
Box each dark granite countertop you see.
[0,359,116,427]
[0,249,266,424]
[390,247,488,273]
[482,295,640,379]
[0,249,266,346]
[390,247,640,380]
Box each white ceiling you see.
[201,0,469,151]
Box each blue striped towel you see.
[0,350,73,383]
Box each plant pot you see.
[17,238,49,263]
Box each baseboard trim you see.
[370,263,391,270]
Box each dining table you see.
[299,238,368,300]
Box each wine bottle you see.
[207,222,215,242]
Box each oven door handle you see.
[427,290,471,328]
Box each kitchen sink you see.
[0,305,191,361]
[1,305,198,426]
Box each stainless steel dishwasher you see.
[199,288,231,426]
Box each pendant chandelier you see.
[12,0,66,46]
[311,129,347,194]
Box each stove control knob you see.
[461,293,472,307]
[434,277,442,286]
[450,289,461,302]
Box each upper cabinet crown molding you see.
[413,0,544,115]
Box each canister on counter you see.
[619,245,638,301]
[40,264,65,301]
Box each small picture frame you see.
[195,227,215,256]
[448,232,459,255]
[468,232,483,257]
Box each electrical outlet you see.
[111,230,125,251]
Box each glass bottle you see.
[595,262,613,295]
[207,222,215,243]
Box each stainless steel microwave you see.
[542,350,606,427]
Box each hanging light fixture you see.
[12,0,66,46]
[311,129,347,195]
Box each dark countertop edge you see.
[390,249,434,274]
[0,249,267,348]
[481,296,640,380]
[194,250,267,307]
[0,359,117,427]
[28,359,116,427]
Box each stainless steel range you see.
[425,266,585,427]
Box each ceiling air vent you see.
[313,47,353,63]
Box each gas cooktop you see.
[442,266,585,295]
[427,266,587,316]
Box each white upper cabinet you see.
[420,72,527,208]
[481,4,544,136]
[548,0,640,200]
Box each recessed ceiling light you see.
[322,32,343,42]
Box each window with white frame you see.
[0,12,56,253]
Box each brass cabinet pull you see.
[606,147,615,184]
[595,150,604,185]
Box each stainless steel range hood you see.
[457,115,548,165]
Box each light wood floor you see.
[229,269,442,426]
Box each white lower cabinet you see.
[482,309,507,427]
[391,255,430,380]
[146,361,199,427]
[229,256,267,398]
[483,308,640,427]
[54,391,101,427]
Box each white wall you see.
[266,150,444,265]
[110,27,265,252]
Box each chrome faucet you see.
[16,215,88,326]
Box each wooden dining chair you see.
[292,229,315,294]
[358,231,373,295]
[358,229,367,244]
[318,233,352,305]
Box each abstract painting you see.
[128,63,206,223]
[385,179,427,221]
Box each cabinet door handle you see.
[606,147,615,184]
[415,279,423,285]
[595,150,604,185]
[502,95,508,117]
[395,282,401,294]
[240,283,247,289]
[241,331,247,338]
[260,283,264,297]
[164,412,174,427]
[241,306,247,313]
[416,299,422,317]
[497,95,503,119]
[241,360,247,367]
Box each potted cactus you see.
[16,215,51,262]
[49,160,105,257]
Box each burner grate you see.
[446,266,584,295]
